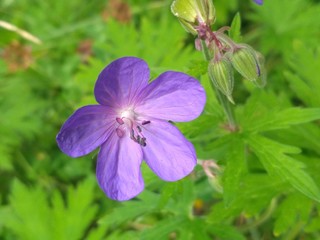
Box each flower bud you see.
[171,0,216,35]
[208,57,234,103]
[230,44,265,84]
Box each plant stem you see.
[201,40,237,130]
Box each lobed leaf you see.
[247,134,320,202]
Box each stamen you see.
[116,128,124,138]
[140,137,147,147]
[130,129,136,141]
[118,112,149,146]
[116,117,124,125]
[142,120,151,125]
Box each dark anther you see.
[140,137,147,147]
[137,125,142,132]
[142,120,151,125]
[130,129,136,141]
[116,117,124,125]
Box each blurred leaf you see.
[223,137,247,207]
[106,230,140,240]
[247,134,320,202]
[98,190,158,228]
[250,0,320,59]
[189,219,211,240]
[268,123,320,155]
[305,213,320,234]
[209,174,283,223]
[207,224,246,240]
[140,215,188,240]
[95,15,201,73]
[186,60,208,79]
[229,12,242,42]
[273,193,313,237]
[4,177,97,240]
[245,107,320,133]
[286,44,320,107]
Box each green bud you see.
[208,58,235,104]
[171,0,216,35]
[230,44,265,84]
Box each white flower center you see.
[121,109,135,120]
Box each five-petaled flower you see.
[56,57,206,201]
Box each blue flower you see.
[56,57,206,201]
[254,0,263,5]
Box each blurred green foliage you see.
[1,0,320,239]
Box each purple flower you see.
[57,57,206,201]
[253,0,263,5]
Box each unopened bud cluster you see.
[171,0,266,103]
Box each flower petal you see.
[142,119,197,181]
[94,57,150,108]
[96,134,144,201]
[253,0,263,5]
[56,105,116,157]
[136,71,206,122]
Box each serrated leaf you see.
[51,177,97,239]
[243,107,320,133]
[4,178,97,240]
[247,134,320,202]
[6,180,52,240]
[229,12,242,42]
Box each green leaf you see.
[209,174,284,223]
[98,190,158,228]
[287,43,320,107]
[186,60,208,79]
[243,107,320,133]
[4,178,97,240]
[273,193,313,236]
[285,70,320,108]
[158,181,183,209]
[247,134,320,202]
[51,177,98,239]
[207,224,246,240]
[223,138,248,207]
[229,12,242,42]
[164,178,195,215]
[140,216,188,240]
